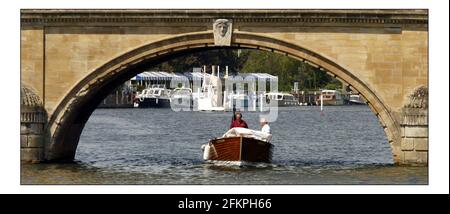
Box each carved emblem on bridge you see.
[213,19,232,46]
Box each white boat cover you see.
[131,71,278,81]
[222,127,272,142]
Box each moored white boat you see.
[196,67,224,111]
[315,89,344,105]
[136,84,172,108]
[265,92,300,106]
[349,94,367,105]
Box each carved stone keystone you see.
[213,19,232,46]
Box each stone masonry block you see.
[415,151,428,164]
[403,151,428,165]
[21,124,30,135]
[414,138,428,151]
[401,138,414,151]
[21,147,44,162]
[27,135,44,148]
[21,123,43,135]
[20,135,28,148]
[404,126,428,138]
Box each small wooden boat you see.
[202,128,273,166]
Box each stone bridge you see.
[20,9,428,165]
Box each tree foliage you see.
[150,49,341,91]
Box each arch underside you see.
[46,31,401,163]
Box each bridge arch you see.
[46,31,401,162]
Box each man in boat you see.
[229,112,248,129]
[260,118,271,134]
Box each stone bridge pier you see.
[20,9,428,165]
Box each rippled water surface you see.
[21,106,427,184]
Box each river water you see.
[21,106,427,184]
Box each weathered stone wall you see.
[255,28,428,111]
[38,26,428,116]
[21,27,44,100]
[43,26,206,114]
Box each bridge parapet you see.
[21,9,428,28]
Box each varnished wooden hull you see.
[205,137,273,163]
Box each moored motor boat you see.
[315,89,344,106]
[136,84,172,108]
[348,94,367,105]
[201,128,273,166]
[265,92,300,106]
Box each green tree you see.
[147,48,340,91]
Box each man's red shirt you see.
[230,119,248,129]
